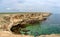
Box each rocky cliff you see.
[0,12,51,35]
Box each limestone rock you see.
[0,12,51,34]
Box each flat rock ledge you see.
[0,12,51,35]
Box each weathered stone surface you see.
[0,12,51,34]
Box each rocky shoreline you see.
[0,12,51,35]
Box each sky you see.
[0,0,60,13]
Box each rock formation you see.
[0,12,51,34]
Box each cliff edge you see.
[0,12,51,35]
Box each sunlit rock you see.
[0,12,51,34]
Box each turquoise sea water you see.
[24,14,60,36]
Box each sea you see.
[25,14,60,36]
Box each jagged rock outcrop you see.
[0,12,51,34]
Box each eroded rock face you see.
[0,13,51,34]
